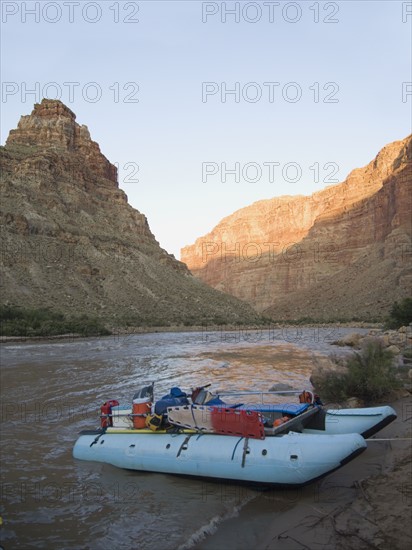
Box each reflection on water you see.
[0,327,366,549]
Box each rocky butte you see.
[0,99,259,326]
[181,135,412,321]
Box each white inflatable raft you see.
[73,429,366,486]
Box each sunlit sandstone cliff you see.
[0,99,259,325]
[181,136,412,320]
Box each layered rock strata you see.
[182,136,412,320]
[0,99,259,325]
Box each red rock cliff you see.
[6,99,118,183]
[181,136,412,320]
[0,99,259,325]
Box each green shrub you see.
[0,304,110,337]
[317,338,400,404]
[317,370,349,402]
[386,298,412,329]
[344,339,400,402]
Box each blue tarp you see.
[155,387,189,415]
[212,403,310,416]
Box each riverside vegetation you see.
[309,299,412,404]
[0,304,272,338]
[313,339,402,404]
[386,297,412,329]
[1,298,410,341]
[0,304,111,337]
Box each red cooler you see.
[132,397,152,429]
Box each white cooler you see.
[111,406,133,428]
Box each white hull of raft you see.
[308,406,396,438]
[73,430,366,486]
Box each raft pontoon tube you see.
[73,429,367,486]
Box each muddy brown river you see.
[3,326,398,550]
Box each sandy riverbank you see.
[195,396,412,550]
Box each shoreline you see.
[0,321,383,344]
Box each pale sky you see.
[1,1,411,258]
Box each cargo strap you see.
[90,428,106,447]
[241,437,250,468]
[177,435,192,457]
[231,437,244,461]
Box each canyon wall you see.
[181,136,412,320]
[0,99,259,326]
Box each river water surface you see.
[0,326,369,549]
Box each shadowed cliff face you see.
[181,136,412,320]
[0,99,259,325]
